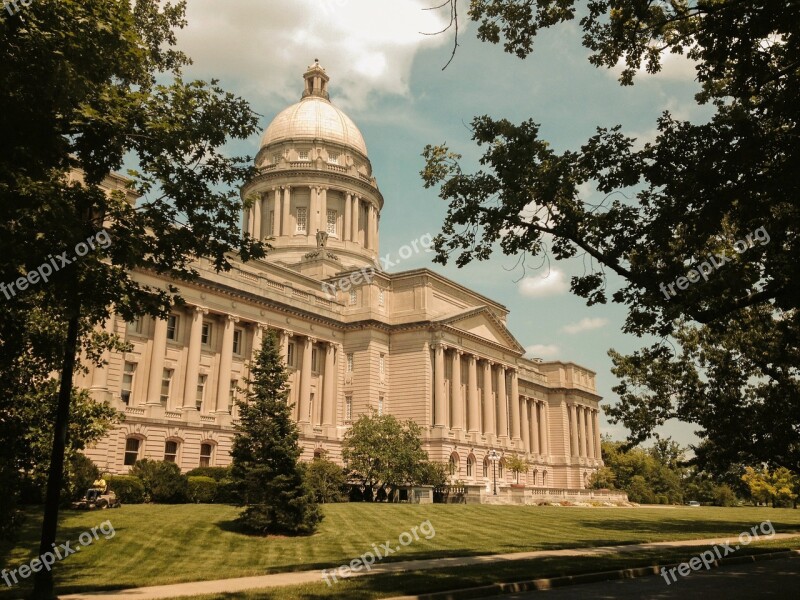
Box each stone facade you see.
[79,61,604,492]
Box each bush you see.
[107,475,145,504]
[69,454,100,501]
[713,484,739,507]
[185,466,232,481]
[304,458,348,503]
[130,459,188,503]
[215,479,241,504]
[187,476,218,503]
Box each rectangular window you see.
[287,342,295,368]
[328,153,339,164]
[127,317,143,335]
[379,354,385,376]
[229,380,238,403]
[232,328,243,355]
[121,362,136,404]
[201,322,211,346]
[349,289,357,305]
[296,207,308,233]
[166,315,178,340]
[196,374,207,409]
[326,209,337,235]
[378,395,384,416]
[346,353,354,373]
[378,289,385,306]
[345,395,352,421]
[311,348,318,372]
[124,438,140,466]
[164,441,178,463]
[160,369,173,404]
[199,443,213,467]
[298,150,309,161]
[272,153,281,164]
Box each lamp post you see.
[488,449,500,495]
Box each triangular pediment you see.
[434,307,524,353]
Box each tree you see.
[304,457,348,504]
[342,411,428,501]
[416,461,449,488]
[422,2,800,473]
[231,331,321,535]
[506,454,529,484]
[2,2,264,595]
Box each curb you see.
[386,549,800,600]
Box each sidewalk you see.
[61,533,800,600]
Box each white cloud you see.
[175,0,453,111]
[524,344,560,359]
[561,317,608,334]
[517,270,569,298]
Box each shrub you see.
[185,466,232,481]
[304,458,348,503]
[69,454,100,500]
[215,479,241,504]
[107,475,145,504]
[187,476,218,503]
[130,459,188,503]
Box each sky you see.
[174,0,714,447]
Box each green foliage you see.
[186,466,233,481]
[231,331,321,535]
[416,461,449,488]
[506,455,530,483]
[187,476,218,504]
[215,479,242,505]
[423,0,800,473]
[130,459,188,504]
[742,466,799,508]
[303,458,348,504]
[596,439,684,504]
[106,475,145,504]
[69,454,101,501]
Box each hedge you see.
[107,475,145,504]
[187,476,217,503]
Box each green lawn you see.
[2,504,800,598]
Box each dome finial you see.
[302,60,330,101]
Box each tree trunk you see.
[31,314,80,600]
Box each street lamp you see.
[488,449,500,495]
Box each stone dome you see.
[259,60,367,157]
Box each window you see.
[121,362,135,404]
[229,380,238,404]
[166,315,178,340]
[296,207,308,233]
[124,438,140,466]
[201,322,211,345]
[326,209,337,235]
[328,152,339,164]
[160,369,173,404]
[542,471,548,486]
[298,149,310,161]
[309,393,314,421]
[269,210,274,235]
[378,395,384,416]
[164,441,178,463]
[482,458,489,478]
[378,289,385,306]
[379,354,385,376]
[349,289,357,305]
[346,353,354,373]
[287,342,295,367]
[311,348,318,372]
[127,317,143,335]
[199,443,214,467]
[272,153,281,164]
[498,460,505,478]
[448,454,458,476]
[196,374,207,410]
[467,456,474,477]
[345,395,352,421]
[232,328,243,355]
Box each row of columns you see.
[138,307,339,425]
[569,404,602,460]
[243,186,379,250]
[519,396,549,456]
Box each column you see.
[482,360,494,435]
[433,343,446,427]
[251,323,265,361]
[344,193,352,241]
[322,342,336,426]
[282,186,291,235]
[298,336,313,423]
[279,329,291,364]
[530,399,540,455]
[252,194,262,240]
[145,316,168,405]
[495,365,508,439]
[520,398,530,452]
[375,209,380,252]
[451,349,463,430]
[309,186,319,234]
[594,410,602,458]
[539,402,549,456]
[467,355,479,433]
[273,188,282,236]
[352,196,360,243]
[182,307,207,410]
[586,407,595,459]
[215,315,237,414]
[243,205,251,237]
[570,404,580,457]
[90,317,115,391]
[578,405,587,457]
[320,187,328,234]
[370,205,377,250]
[509,369,521,440]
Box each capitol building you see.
[80,62,605,495]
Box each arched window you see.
[532,469,538,487]
[124,437,142,466]
[482,457,489,478]
[448,452,459,476]
[498,459,505,479]
[164,440,179,463]
[199,442,215,467]
[466,455,475,477]
[542,470,548,487]
[313,448,325,460]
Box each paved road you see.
[483,557,800,599]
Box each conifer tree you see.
[231,331,321,535]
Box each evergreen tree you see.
[231,331,321,535]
